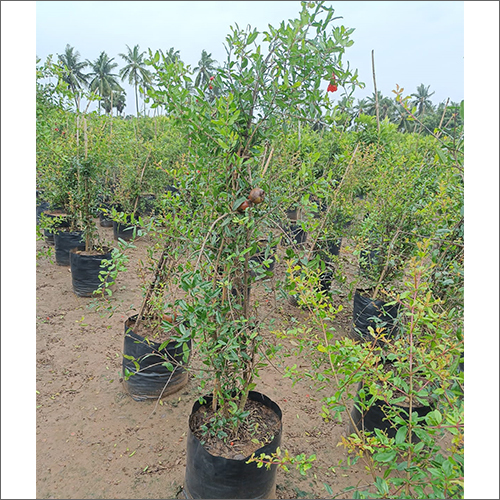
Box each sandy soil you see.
[36,220,377,499]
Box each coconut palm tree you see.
[119,44,152,117]
[102,89,127,116]
[410,83,435,116]
[162,46,181,64]
[365,91,395,120]
[354,98,369,117]
[393,102,413,132]
[114,92,127,116]
[335,96,353,114]
[87,51,123,114]
[57,44,89,111]
[194,50,218,87]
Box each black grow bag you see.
[230,281,252,306]
[99,210,114,228]
[184,391,282,499]
[54,230,85,266]
[314,239,341,294]
[113,215,136,241]
[249,241,277,279]
[36,202,50,224]
[285,222,307,246]
[99,203,122,227]
[349,382,433,442]
[139,194,157,216]
[165,185,180,196]
[359,246,382,277]
[69,248,112,297]
[350,289,400,344]
[315,237,342,263]
[42,211,71,245]
[122,315,191,401]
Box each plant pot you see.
[349,381,433,443]
[165,185,180,196]
[54,230,85,266]
[312,238,341,293]
[42,211,71,245]
[122,315,191,401]
[36,201,50,224]
[139,194,157,215]
[359,247,382,278]
[315,237,342,262]
[249,240,277,280]
[99,211,114,227]
[284,222,307,246]
[230,281,252,305]
[183,391,283,499]
[113,215,136,241]
[349,289,400,344]
[69,247,112,297]
[285,207,299,220]
[99,202,122,227]
[311,199,327,219]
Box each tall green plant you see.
[144,0,362,430]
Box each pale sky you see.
[34,1,465,115]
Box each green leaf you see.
[395,426,407,444]
[216,138,229,150]
[323,483,333,496]
[373,450,397,463]
[426,409,443,426]
[247,31,259,45]
[375,476,389,495]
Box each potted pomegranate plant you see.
[120,222,192,402]
[146,2,360,497]
[67,152,114,297]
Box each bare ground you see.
[36,221,378,499]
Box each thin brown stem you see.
[132,149,152,216]
[371,50,380,133]
[308,144,359,255]
[372,215,406,300]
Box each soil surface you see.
[190,398,282,460]
[36,219,380,499]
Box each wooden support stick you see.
[371,50,380,133]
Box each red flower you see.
[55,128,59,131]
[209,76,214,81]
[209,85,213,90]
[327,83,338,93]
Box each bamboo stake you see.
[435,98,450,138]
[135,248,170,332]
[83,117,88,159]
[261,146,274,178]
[132,150,152,216]
[110,90,113,135]
[371,50,380,133]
